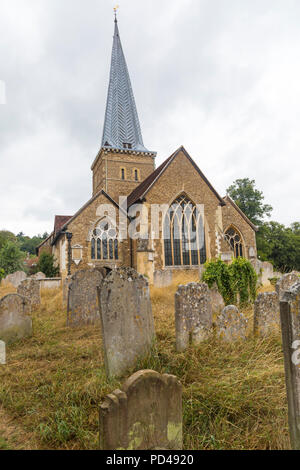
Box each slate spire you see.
[101,15,149,152]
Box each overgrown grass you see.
[0,275,289,450]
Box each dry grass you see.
[0,276,290,450]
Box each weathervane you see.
[114,5,119,22]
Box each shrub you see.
[0,241,25,276]
[37,252,60,278]
[202,257,258,306]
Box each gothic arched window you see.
[225,226,244,258]
[91,219,119,261]
[163,195,206,267]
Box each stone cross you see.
[175,283,212,352]
[98,268,155,378]
[280,282,300,449]
[99,370,182,450]
[0,340,5,365]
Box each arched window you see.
[163,195,206,267]
[91,219,119,261]
[225,226,244,258]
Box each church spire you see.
[102,13,149,152]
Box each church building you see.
[38,15,258,283]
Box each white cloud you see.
[0,0,299,236]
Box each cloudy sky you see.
[0,0,299,236]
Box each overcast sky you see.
[0,0,299,236]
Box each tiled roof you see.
[54,216,73,236]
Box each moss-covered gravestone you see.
[98,268,155,378]
[216,305,247,342]
[99,370,182,450]
[254,292,280,336]
[17,279,41,308]
[0,294,32,344]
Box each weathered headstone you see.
[99,370,182,450]
[0,294,32,344]
[30,272,46,280]
[67,268,106,326]
[276,272,299,300]
[175,283,212,352]
[0,340,5,364]
[210,284,225,314]
[98,268,155,378]
[2,271,27,288]
[280,282,300,450]
[254,292,280,336]
[17,279,41,307]
[216,305,247,342]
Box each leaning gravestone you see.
[98,268,155,378]
[175,283,212,352]
[2,271,27,288]
[99,370,182,450]
[216,305,247,342]
[0,340,5,364]
[67,268,106,326]
[280,282,300,450]
[276,272,299,300]
[0,294,32,344]
[17,279,41,307]
[254,292,280,336]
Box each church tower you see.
[91,13,156,201]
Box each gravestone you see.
[216,305,247,342]
[0,340,5,364]
[254,292,280,336]
[276,272,299,300]
[0,294,32,344]
[2,271,27,288]
[210,284,225,314]
[175,283,212,352]
[30,272,46,280]
[17,279,41,307]
[67,268,106,326]
[280,282,300,450]
[98,268,155,378]
[99,370,182,450]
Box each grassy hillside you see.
[0,274,289,450]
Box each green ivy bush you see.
[202,257,258,307]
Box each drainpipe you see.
[66,232,73,276]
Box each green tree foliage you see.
[0,241,25,276]
[17,232,49,255]
[202,258,258,306]
[227,178,273,226]
[257,222,300,271]
[0,231,17,250]
[37,252,59,278]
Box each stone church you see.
[38,16,258,283]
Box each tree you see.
[0,230,17,250]
[17,232,49,255]
[257,221,300,272]
[226,178,273,226]
[0,241,25,276]
[37,252,59,278]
